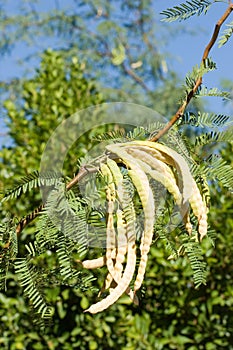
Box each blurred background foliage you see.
[0,0,233,349]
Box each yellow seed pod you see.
[85,241,137,314]
[114,209,127,276]
[78,249,117,270]
[106,159,128,277]
[126,148,182,206]
[79,256,106,269]
[109,141,208,239]
[100,163,117,286]
[125,147,195,236]
[89,159,137,303]
[113,141,194,204]
[106,145,155,293]
[83,141,208,313]
[189,181,208,241]
[107,159,138,304]
[127,169,155,293]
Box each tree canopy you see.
[0,1,233,349]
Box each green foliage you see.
[184,240,207,287]
[1,51,102,157]
[195,126,233,145]
[218,21,233,47]
[0,0,233,348]
[0,0,180,109]
[1,171,63,202]
[1,114,232,318]
[2,226,233,349]
[0,49,103,217]
[197,86,230,100]
[0,217,18,291]
[177,112,233,193]
[1,144,233,345]
[14,256,53,319]
[160,0,212,22]
[184,58,217,95]
[179,111,231,128]
[176,56,230,111]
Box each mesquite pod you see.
[106,145,155,293]
[107,159,139,304]
[84,241,136,314]
[100,163,117,287]
[116,140,194,204]
[112,141,207,240]
[85,160,137,313]
[83,140,208,313]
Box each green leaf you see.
[161,0,212,22]
[111,43,126,66]
[179,112,232,128]
[218,21,233,47]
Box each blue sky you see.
[156,0,233,114]
[0,0,232,146]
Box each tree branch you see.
[14,166,98,236]
[122,62,150,92]
[149,3,233,142]
[6,3,233,241]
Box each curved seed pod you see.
[86,199,137,313]
[79,256,106,269]
[127,169,155,292]
[126,148,182,206]
[183,212,193,235]
[107,159,138,304]
[125,147,194,235]
[106,158,124,187]
[115,141,194,204]
[106,145,155,293]
[80,166,138,305]
[78,249,117,270]
[93,160,137,304]
[137,144,207,238]
[134,143,207,239]
[105,208,138,304]
[114,208,127,277]
[106,159,128,255]
[189,181,208,241]
[100,163,117,285]
[106,145,151,207]
[127,145,207,238]
[120,196,139,305]
[113,142,207,236]
[85,241,136,314]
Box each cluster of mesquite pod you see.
[78,140,208,314]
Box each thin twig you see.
[149,3,233,142]
[14,166,97,236]
[122,62,150,92]
[6,3,233,240]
